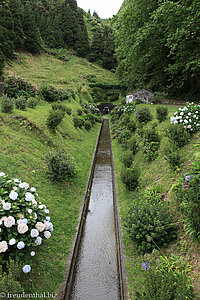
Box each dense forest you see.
[115,0,200,99]
[0,0,116,76]
[0,0,200,99]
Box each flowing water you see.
[69,119,121,300]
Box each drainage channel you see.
[59,118,126,300]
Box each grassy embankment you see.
[112,104,200,298]
[1,52,118,295]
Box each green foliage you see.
[0,260,24,298]
[121,166,140,191]
[27,97,37,109]
[22,2,41,54]
[117,129,132,144]
[156,106,168,123]
[124,192,176,253]
[73,116,84,128]
[84,120,92,131]
[46,109,64,131]
[121,150,134,168]
[164,142,182,170]
[136,107,153,124]
[15,96,27,110]
[166,124,190,148]
[139,267,194,300]
[0,95,14,113]
[126,136,138,155]
[46,150,76,182]
[143,128,161,162]
[116,0,200,97]
[40,85,70,103]
[4,76,36,98]
[175,177,200,241]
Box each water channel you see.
[68,118,121,300]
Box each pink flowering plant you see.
[170,102,200,133]
[0,172,53,273]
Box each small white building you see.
[126,89,154,104]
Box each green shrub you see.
[121,166,140,190]
[124,195,176,253]
[27,97,37,108]
[46,109,64,131]
[4,75,36,98]
[40,85,70,102]
[66,107,72,115]
[84,120,92,131]
[15,96,27,110]
[128,119,137,133]
[164,142,182,170]
[143,128,161,161]
[0,95,14,113]
[156,106,168,122]
[73,116,85,128]
[117,129,132,144]
[51,102,67,113]
[175,177,200,240]
[121,150,134,168]
[119,114,130,126]
[0,260,24,298]
[166,124,190,148]
[139,267,194,299]
[77,108,83,116]
[127,136,139,155]
[135,107,153,124]
[46,150,76,182]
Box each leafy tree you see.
[61,2,78,48]
[9,0,24,50]
[22,2,41,54]
[102,26,116,70]
[76,8,90,57]
[89,27,104,63]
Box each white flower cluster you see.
[0,173,53,274]
[170,102,200,132]
[117,103,136,115]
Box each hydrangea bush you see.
[170,102,200,133]
[0,173,53,273]
[116,103,136,115]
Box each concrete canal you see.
[68,118,121,300]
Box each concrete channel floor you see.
[69,119,121,300]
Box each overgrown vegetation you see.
[111,102,200,298]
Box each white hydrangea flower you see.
[44,221,50,230]
[9,191,18,200]
[9,238,16,246]
[46,216,50,221]
[31,229,39,238]
[0,172,6,177]
[35,222,45,232]
[4,216,15,228]
[17,241,25,249]
[22,265,31,273]
[44,209,49,214]
[14,178,21,183]
[3,202,11,210]
[13,187,18,191]
[35,236,42,245]
[18,213,24,219]
[0,241,8,253]
[33,213,37,220]
[30,187,36,192]
[28,209,33,214]
[44,231,51,239]
[18,223,29,234]
[19,182,29,189]
[30,251,35,256]
[17,218,28,225]
[38,204,44,210]
[25,192,35,202]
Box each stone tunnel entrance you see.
[98,103,115,115]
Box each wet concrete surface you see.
[69,119,120,300]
